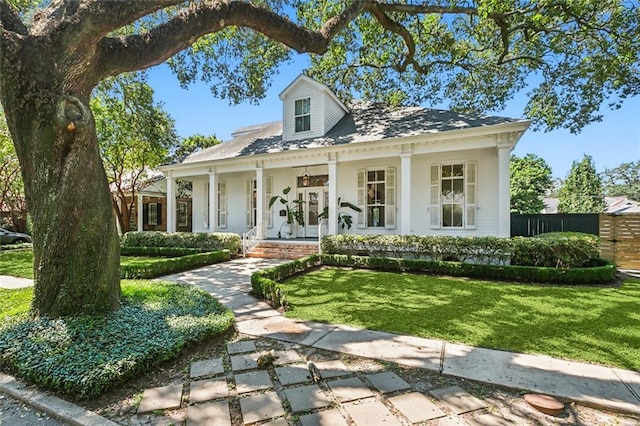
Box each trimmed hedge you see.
[121,231,241,255]
[120,246,208,257]
[0,281,234,399]
[321,233,600,268]
[252,254,617,308]
[320,254,616,285]
[120,250,230,279]
[251,255,321,307]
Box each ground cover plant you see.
[0,281,234,398]
[282,268,640,371]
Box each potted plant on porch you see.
[269,186,305,239]
[318,197,362,232]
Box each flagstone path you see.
[137,337,489,425]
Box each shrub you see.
[321,234,513,264]
[251,255,320,307]
[120,250,230,279]
[0,281,234,399]
[120,246,208,257]
[322,233,601,269]
[511,232,600,268]
[121,231,241,255]
[320,254,616,285]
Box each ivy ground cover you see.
[0,281,234,398]
[283,268,640,371]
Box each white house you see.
[159,75,530,244]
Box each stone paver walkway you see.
[157,258,640,417]
[137,337,493,425]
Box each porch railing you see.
[318,218,328,254]
[242,225,259,257]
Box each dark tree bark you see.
[0,40,121,316]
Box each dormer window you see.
[294,98,311,132]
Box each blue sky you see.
[147,62,640,180]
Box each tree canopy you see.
[92,72,179,234]
[603,160,640,201]
[558,154,605,213]
[510,153,553,214]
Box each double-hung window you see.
[294,98,311,132]
[357,168,396,229]
[430,162,476,229]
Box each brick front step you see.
[246,241,319,259]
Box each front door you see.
[297,188,323,238]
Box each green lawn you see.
[283,268,640,371]
[0,250,173,279]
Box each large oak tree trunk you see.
[1,41,121,317]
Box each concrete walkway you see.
[159,258,640,416]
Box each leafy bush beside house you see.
[321,233,601,269]
[120,231,241,255]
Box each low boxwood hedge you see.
[251,255,320,307]
[121,231,241,255]
[120,250,230,279]
[252,254,617,308]
[0,281,234,399]
[120,246,209,257]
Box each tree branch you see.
[95,0,366,80]
[0,1,27,35]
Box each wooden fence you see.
[599,214,640,270]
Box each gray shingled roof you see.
[182,102,525,164]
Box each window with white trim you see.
[294,98,311,132]
[430,162,476,229]
[357,168,396,229]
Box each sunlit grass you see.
[283,268,640,370]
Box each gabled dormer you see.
[279,74,349,141]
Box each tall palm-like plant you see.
[269,186,305,226]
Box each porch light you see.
[301,169,310,187]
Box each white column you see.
[166,175,175,233]
[208,173,217,233]
[137,193,143,232]
[256,167,264,239]
[497,146,511,237]
[328,160,337,235]
[400,153,412,235]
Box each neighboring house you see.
[112,170,192,233]
[542,196,640,214]
[159,74,530,240]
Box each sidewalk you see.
[160,258,640,416]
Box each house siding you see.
[282,80,324,141]
[323,95,346,134]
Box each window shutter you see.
[465,162,477,229]
[357,169,366,228]
[266,177,273,228]
[157,202,163,226]
[218,181,227,229]
[246,178,252,228]
[385,168,396,229]
[430,165,441,229]
[143,203,149,226]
